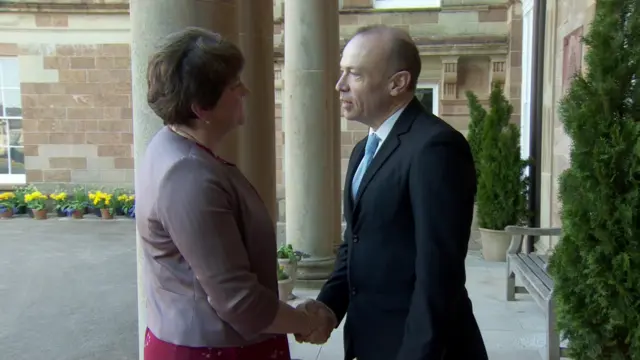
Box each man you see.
[296,25,488,360]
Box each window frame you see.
[0,57,25,185]
[416,82,440,116]
[373,0,442,10]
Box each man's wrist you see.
[316,301,338,328]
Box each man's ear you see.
[389,71,411,96]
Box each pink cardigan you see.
[136,127,280,347]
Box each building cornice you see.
[0,1,129,14]
[338,3,508,14]
[274,35,508,58]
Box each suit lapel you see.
[353,97,423,210]
[344,140,365,221]
[353,136,399,205]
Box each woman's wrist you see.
[295,308,313,335]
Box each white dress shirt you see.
[369,105,407,155]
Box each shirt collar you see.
[369,104,407,143]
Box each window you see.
[520,0,534,176]
[0,57,24,184]
[374,0,441,9]
[416,83,439,116]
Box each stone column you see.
[326,0,344,253]
[237,0,277,220]
[130,0,237,358]
[284,0,340,281]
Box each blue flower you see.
[0,206,9,214]
[128,204,136,218]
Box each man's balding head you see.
[350,25,421,91]
[335,25,421,128]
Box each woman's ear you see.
[190,103,211,124]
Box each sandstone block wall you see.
[0,11,132,190]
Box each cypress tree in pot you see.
[466,90,488,247]
[476,82,529,262]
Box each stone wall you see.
[0,11,132,190]
[538,0,596,252]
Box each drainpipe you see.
[528,0,546,251]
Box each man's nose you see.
[335,74,347,92]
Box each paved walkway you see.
[0,218,548,359]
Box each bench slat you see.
[531,254,548,268]
[517,254,552,300]
[529,255,554,289]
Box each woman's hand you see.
[295,300,337,344]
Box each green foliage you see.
[466,90,487,183]
[276,244,298,262]
[476,82,529,230]
[277,264,290,281]
[13,184,36,209]
[547,1,640,358]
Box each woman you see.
[135,27,325,360]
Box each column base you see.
[296,256,335,281]
[294,279,329,290]
[333,242,342,255]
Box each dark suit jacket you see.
[317,98,488,360]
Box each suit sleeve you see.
[316,239,349,325]
[156,157,280,339]
[395,133,476,360]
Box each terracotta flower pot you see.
[71,210,84,219]
[0,208,13,219]
[100,209,114,220]
[32,209,48,220]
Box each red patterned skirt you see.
[144,328,291,360]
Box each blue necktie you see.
[352,133,380,199]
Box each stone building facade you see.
[0,0,602,256]
[537,0,596,252]
[0,0,519,195]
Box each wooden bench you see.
[505,225,566,360]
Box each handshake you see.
[294,299,337,344]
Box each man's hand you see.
[294,299,337,344]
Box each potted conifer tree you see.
[466,90,487,246]
[548,1,640,357]
[476,82,529,262]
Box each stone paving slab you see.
[0,218,548,359]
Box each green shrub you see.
[466,90,487,183]
[548,1,640,358]
[476,82,528,230]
